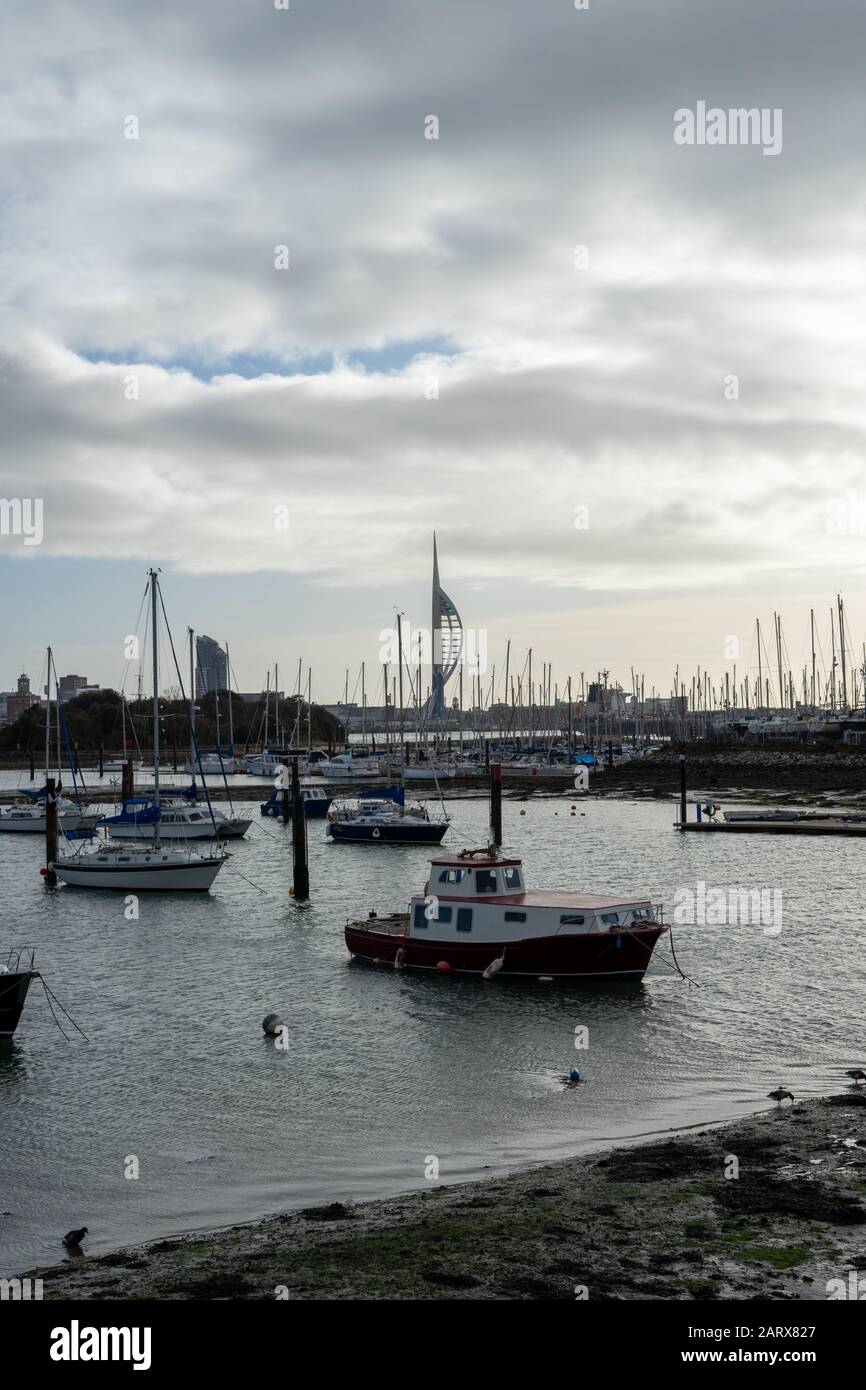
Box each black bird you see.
[767,1088,794,1105]
[62,1226,88,1248]
[846,1069,866,1085]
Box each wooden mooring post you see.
[490,762,502,847]
[678,753,687,831]
[291,756,309,899]
[121,760,134,803]
[281,759,290,825]
[44,776,58,887]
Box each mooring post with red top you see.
[490,761,502,847]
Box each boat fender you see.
[482,953,505,980]
[436,960,452,973]
[394,947,407,971]
[372,828,381,839]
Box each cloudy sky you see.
[1,0,865,704]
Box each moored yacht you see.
[99,795,251,840]
[345,848,666,978]
[0,793,100,835]
[51,570,227,893]
[328,790,448,844]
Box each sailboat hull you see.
[0,812,100,835]
[50,857,224,891]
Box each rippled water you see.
[1,789,863,1276]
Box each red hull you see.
[344,924,665,979]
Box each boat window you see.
[560,914,586,926]
[631,907,651,920]
[412,903,428,929]
[434,906,453,924]
[502,868,523,890]
[456,908,473,933]
[600,912,619,924]
[475,870,498,894]
[438,868,465,884]
[504,911,526,923]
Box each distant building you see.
[195,636,228,697]
[57,674,100,700]
[4,673,41,724]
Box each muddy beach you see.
[25,1094,866,1301]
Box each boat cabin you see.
[410,852,661,942]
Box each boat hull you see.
[329,821,448,845]
[108,820,250,840]
[0,813,100,835]
[0,970,38,1037]
[51,858,224,891]
[261,799,332,819]
[345,922,665,978]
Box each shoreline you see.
[24,1094,866,1300]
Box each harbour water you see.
[1,790,863,1277]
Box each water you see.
[1,790,863,1276]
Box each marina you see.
[1,0,863,1327]
[2,792,865,1281]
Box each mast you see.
[810,609,816,709]
[838,594,848,709]
[226,641,234,752]
[45,646,51,781]
[188,628,195,764]
[396,611,405,753]
[756,619,763,715]
[264,669,270,747]
[775,613,783,715]
[150,570,161,842]
[275,663,280,746]
[361,661,366,743]
[307,668,312,757]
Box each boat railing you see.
[1,946,36,974]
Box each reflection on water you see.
[1,795,863,1274]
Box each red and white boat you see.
[344,848,667,980]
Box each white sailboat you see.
[52,572,227,891]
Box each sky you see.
[1,0,865,705]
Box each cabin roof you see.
[430,854,522,868]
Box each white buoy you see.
[482,954,505,980]
[262,1013,285,1036]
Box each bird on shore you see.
[62,1226,88,1248]
[767,1088,794,1105]
[845,1069,866,1085]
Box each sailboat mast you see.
[45,646,51,780]
[756,619,762,715]
[151,571,161,836]
[188,628,195,763]
[226,641,234,752]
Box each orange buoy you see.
[436,961,452,974]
